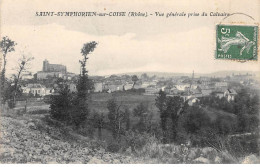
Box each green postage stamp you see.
[216,24,258,60]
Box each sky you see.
[1,0,259,76]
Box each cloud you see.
[1,23,259,77]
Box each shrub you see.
[27,109,48,115]
[124,131,157,155]
[107,142,121,153]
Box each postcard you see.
[0,0,259,164]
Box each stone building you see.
[42,59,67,73]
[37,60,75,80]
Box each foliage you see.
[200,87,259,134]
[200,95,234,113]
[181,106,211,135]
[123,108,131,131]
[155,90,168,143]
[166,96,184,142]
[131,75,139,89]
[50,41,97,129]
[155,91,184,143]
[107,98,126,141]
[12,55,34,105]
[125,131,155,154]
[133,103,152,133]
[0,36,16,103]
[72,41,97,127]
[106,142,121,153]
[49,78,74,123]
[92,110,105,139]
[125,88,145,94]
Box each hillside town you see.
[19,59,259,106]
[1,38,259,164]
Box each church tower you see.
[43,59,49,72]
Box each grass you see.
[89,92,160,122]
[202,107,237,122]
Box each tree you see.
[131,75,138,89]
[3,79,22,108]
[155,90,168,143]
[73,41,97,127]
[93,111,105,139]
[107,98,125,141]
[50,78,74,122]
[133,103,150,133]
[12,54,34,106]
[166,96,184,142]
[233,88,259,133]
[141,73,149,81]
[123,108,131,131]
[0,36,16,103]
[180,106,212,146]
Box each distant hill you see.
[100,71,259,78]
[201,71,259,78]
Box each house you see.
[224,89,237,101]
[45,88,54,96]
[115,84,124,91]
[107,89,112,93]
[21,73,33,80]
[189,88,203,98]
[201,80,211,86]
[201,88,213,96]
[94,82,103,92]
[214,91,225,99]
[106,84,117,92]
[190,85,198,89]
[22,83,50,97]
[141,82,151,88]
[124,83,133,90]
[103,83,124,92]
[187,97,200,106]
[215,82,228,87]
[175,84,190,91]
[133,83,142,89]
[170,87,179,95]
[163,86,172,94]
[144,86,160,95]
[69,83,77,93]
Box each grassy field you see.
[89,92,160,122]
[89,92,238,123]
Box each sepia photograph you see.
[0,0,259,164]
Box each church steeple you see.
[192,70,194,84]
[188,70,194,96]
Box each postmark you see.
[216,24,258,61]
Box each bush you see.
[107,142,121,153]
[7,100,15,108]
[77,122,95,139]
[27,109,48,115]
[42,115,64,128]
[124,131,156,154]
[177,106,237,149]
